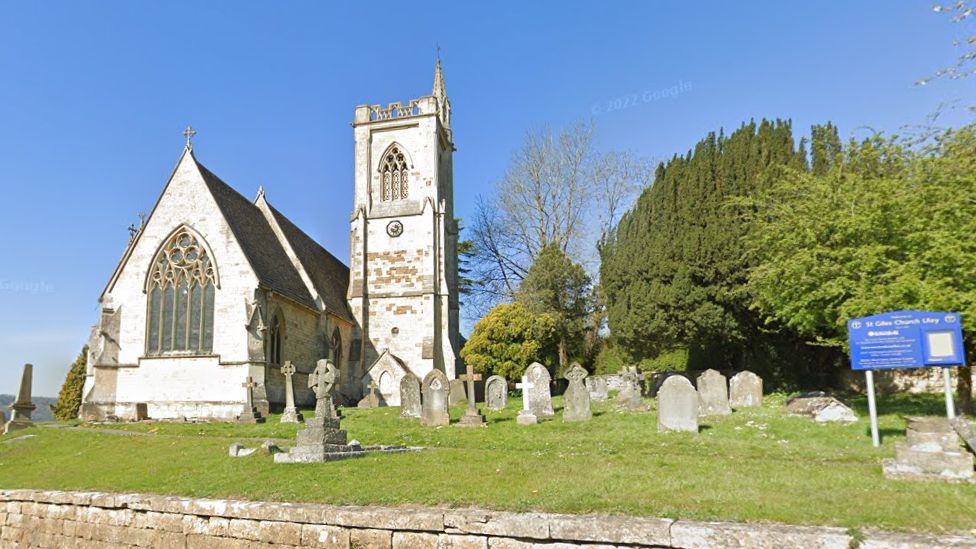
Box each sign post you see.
[864,369,880,447]
[847,310,965,447]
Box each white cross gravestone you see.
[516,375,538,425]
[280,361,304,423]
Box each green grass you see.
[1,394,974,534]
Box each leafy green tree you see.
[460,302,559,380]
[51,346,88,421]
[743,127,976,411]
[517,243,593,373]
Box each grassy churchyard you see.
[1,392,974,535]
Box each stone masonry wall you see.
[0,490,972,549]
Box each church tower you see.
[348,58,460,394]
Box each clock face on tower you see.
[386,220,403,238]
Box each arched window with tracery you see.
[331,328,342,366]
[268,312,283,365]
[146,227,217,355]
[380,145,409,201]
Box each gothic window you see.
[146,228,217,355]
[268,312,283,365]
[331,328,342,366]
[381,145,409,201]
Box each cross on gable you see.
[183,126,197,149]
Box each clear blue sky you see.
[0,2,972,396]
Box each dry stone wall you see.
[0,490,972,548]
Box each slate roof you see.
[266,204,353,322]
[195,158,349,315]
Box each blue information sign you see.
[847,310,965,371]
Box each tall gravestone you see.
[0,410,6,435]
[484,375,508,411]
[586,376,609,401]
[525,362,554,417]
[458,364,487,427]
[729,370,763,409]
[658,375,699,433]
[275,360,363,463]
[422,370,451,427]
[697,369,732,416]
[562,363,592,422]
[399,373,422,419]
[5,364,35,432]
[279,361,304,423]
[614,366,649,412]
[238,376,266,423]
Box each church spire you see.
[431,51,451,130]
[432,52,447,102]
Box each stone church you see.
[81,61,461,420]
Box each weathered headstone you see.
[484,375,508,411]
[357,379,382,408]
[280,361,304,423]
[614,366,649,412]
[657,375,699,433]
[696,369,731,416]
[449,379,468,406]
[586,376,609,401]
[515,375,538,425]
[562,363,592,422]
[525,362,554,417]
[399,373,422,419]
[275,360,364,463]
[0,410,6,436]
[238,376,266,424]
[729,370,763,409]
[421,370,450,427]
[458,365,487,427]
[5,364,36,433]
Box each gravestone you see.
[458,364,487,427]
[484,375,508,411]
[275,359,364,463]
[786,394,857,423]
[5,364,36,433]
[586,376,609,401]
[280,361,304,423]
[0,410,5,435]
[696,369,731,416]
[238,376,266,423]
[614,366,649,412]
[657,375,699,433]
[562,363,592,422]
[729,370,763,409]
[421,370,451,427]
[357,379,382,408]
[399,373,422,419]
[449,379,467,406]
[525,362,554,417]
[515,375,538,425]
